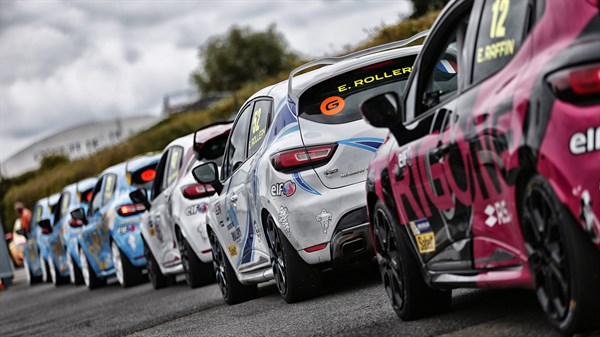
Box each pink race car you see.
[361,0,600,335]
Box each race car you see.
[37,178,97,286]
[20,193,61,285]
[70,153,161,289]
[131,122,231,289]
[361,0,600,334]
[191,33,427,304]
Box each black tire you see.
[111,241,146,288]
[24,257,41,285]
[520,175,600,335]
[79,247,106,290]
[144,240,173,289]
[209,229,257,304]
[177,229,215,288]
[67,252,84,285]
[266,216,321,303]
[373,200,451,320]
[48,256,68,286]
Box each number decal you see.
[490,0,509,38]
[252,108,262,134]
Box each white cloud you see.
[0,0,411,162]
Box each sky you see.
[0,0,412,162]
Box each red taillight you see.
[69,219,84,227]
[117,203,145,216]
[548,64,600,103]
[181,184,215,200]
[304,243,328,253]
[271,144,337,172]
[85,191,92,202]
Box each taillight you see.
[547,64,600,104]
[271,144,337,172]
[69,219,84,227]
[182,184,216,199]
[117,203,145,216]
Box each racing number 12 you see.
[252,108,262,134]
[490,0,509,38]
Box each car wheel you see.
[79,247,105,289]
[24,258,40,285]
[40,256,50,283]
[111,241,145,288]
[67,252,84,285]
[209,229,257,304]
[144,240,172,289]
[48,257,65,286]
[373,200,451,320]
[266,215,321,303]
[177,230,215,288]
[521,175,600,335]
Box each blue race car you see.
[71,153,160,289]
[21,193,61,285]
[38,178,97,286]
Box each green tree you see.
[192,24,296,93]
[410,0,448,18]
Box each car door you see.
[214,103,253,267]
[85,174,115,270]
[391,1,476,268]
[151,146,183,264]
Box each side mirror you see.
[129,189,151,210]
[70,208,88,226]
[192,162,223,194]
[38,219,52,234]
[15,228,27,239]
[360,92,402,127]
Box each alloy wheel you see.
[209,232,228,298]
[267,217,287,295]
[79,248,90,287]
[111,242,124,286]
[522,187,571,322]
[177,233,191,284]
[144,243,157,286]
[67,253,76,284]
[374,207,404,311]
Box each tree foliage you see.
[192,24,296,93]
[410,0,447,18]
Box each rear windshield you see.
[299,54,417,124]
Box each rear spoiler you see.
[286,30,429,104]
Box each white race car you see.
[132,122,232,289]
[192,34,426,304]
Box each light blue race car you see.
[37,178,97,286]
[21,193,61,285]
[71,153,160,289]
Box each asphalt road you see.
[0,264,575,337]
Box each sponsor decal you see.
[271,181,296,197]
[569,126,600,155]
[228,244,238,257]
[574,188,600,244]
[409,219,436,254]
[315,209,333,234]
[231,227,242,243]
[278,206,291,237]
[341,168,365,178]
[185,203,208,216]
[484,200,512,227]
[214,201,222,216]
[398,145,411,169]
[117,225,128,235]
[254,220,262,244]
[320,96,345,115]
[128,234,137,250]
[292,172,321,195]
[337,66,412,93]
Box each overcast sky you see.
[0,0,412,162]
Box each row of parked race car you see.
[16,0,600,335]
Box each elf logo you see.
[570,127,600,155]
[270,181,296,197]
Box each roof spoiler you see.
[286,30,429,104]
